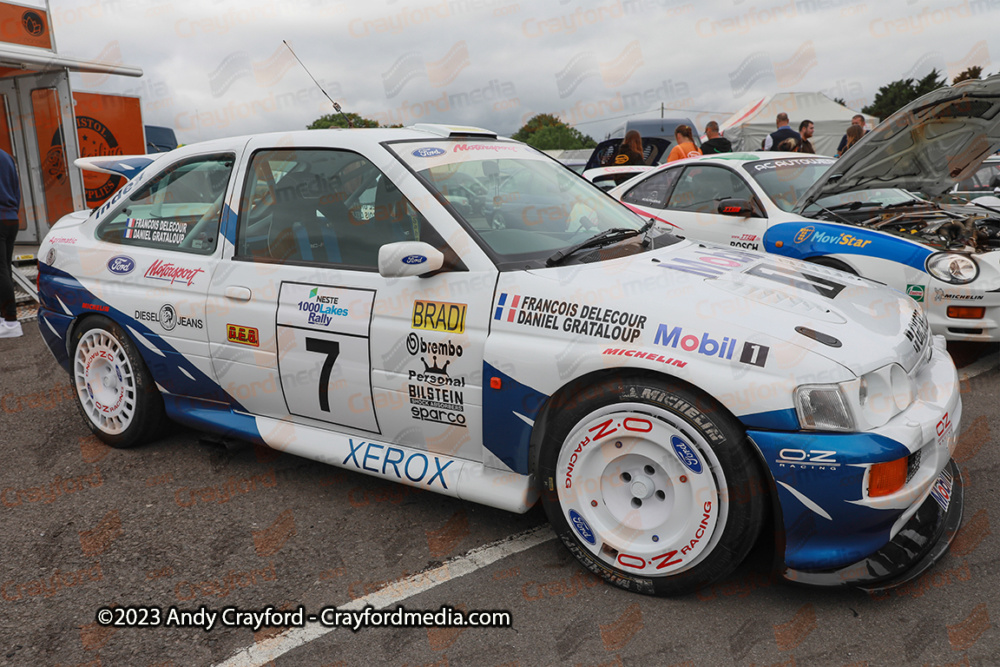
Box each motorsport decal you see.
[568,509,596,545]
[411,147,446,158]
[602,348,687,368]
[730,233,759,250]
[752,158,834,172]
[904,309,930,354]
[133,305,204,331]
[405,332,466,429]
[227,325,259,347]
[412,300,467,334]
[343,439,453,490]
[653,324,770,368]
[123,218,188,245]
[906,284,926,302]
[277,284,364,334]
[144,260,205,287]
[656,247,759,279]
[493,294,646,343]
[793,226,871,249]
[276,283,378,433]
[933,288,984,302]
[775,448,840,470]
[107,255,135,275]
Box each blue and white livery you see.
[38,123,963,596]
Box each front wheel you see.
[537,376,765,596]
[71,316,165,448]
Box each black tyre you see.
[537,375,765,596]
[71,315,165,448]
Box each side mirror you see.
[378,241,445,278]
[718,198,753,217]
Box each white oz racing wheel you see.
[538,377,765,596]
[72,316,165,448]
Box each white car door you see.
[207,141,494,463]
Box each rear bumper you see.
[780,459,963,589]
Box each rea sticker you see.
[227,325,260,347]
[412,300,467,334]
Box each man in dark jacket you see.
[763,113,800,151]
[701,121,732,154]
[0,147,22,338]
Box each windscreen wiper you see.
[546,220,655,267]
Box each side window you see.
[236,148,433,269]
[621,168,682,209]
[666,166,759,215]
[96,154,234,254]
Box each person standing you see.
[613,130,644,165]
[798,120,816,154]
[667,124,702,162]
[700,121,732,155]
[763,113,800,151]
[839,125,864,157]
[0,147,22,339]
[837,114,868,155]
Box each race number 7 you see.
[305,337,340,412]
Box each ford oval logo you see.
[670,436,703,474]
[568,509,596,545]
[402,254,427,265]
[412,147,446,158]
[107,255,135,275]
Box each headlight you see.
[794,363,915,432]
[925,252,979,284]
[794,385,855,431]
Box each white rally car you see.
[38,124,962,596]
[609,75,1000,342]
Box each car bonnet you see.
[541,242,930,376]
[794,74,1000,211]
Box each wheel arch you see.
[526,366,771,487]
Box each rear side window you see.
[621,168,681,209]
[96,153,234,255]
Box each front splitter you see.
[781,460,964,590]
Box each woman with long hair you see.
[667,124,702,162]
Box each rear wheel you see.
[71,316,165,448]
[538,376,765,596]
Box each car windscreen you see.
[742,157,835,212]
[389,139,666,266]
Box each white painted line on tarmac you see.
[214,524,556,667]
[959,350,999,382]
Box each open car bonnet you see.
[795,74,1000,212]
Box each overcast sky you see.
[40,0,1000,144]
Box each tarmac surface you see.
[1,322,998,667]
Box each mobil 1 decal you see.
[493,293,646,343]
[276,282,379,432]
[406,331,467,428]
[653,323,769,368]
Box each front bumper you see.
[781,459,964,589]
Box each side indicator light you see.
[947,306,985,319]
[869,457,908,497]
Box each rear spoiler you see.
[74,154,160,180]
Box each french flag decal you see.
[123,218,138,239]
[494,293,520,322]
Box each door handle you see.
[224,286,252,301]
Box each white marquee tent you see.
[719,92,879,156]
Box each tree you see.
[307,112,383,130]
[862,68,947,120]
[953,66,983,84]
[511,113,596,149]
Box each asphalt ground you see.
[1,323,998,667]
